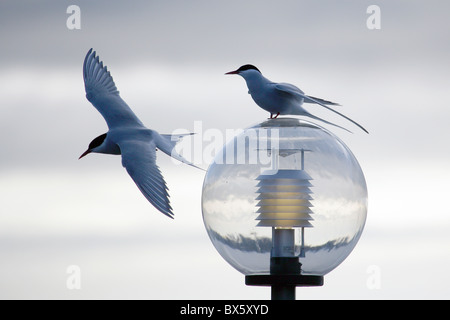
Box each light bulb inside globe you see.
[255,148,313,262]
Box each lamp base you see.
[245,274,323,300]
[245,257,323,300]
[245,274,324,287]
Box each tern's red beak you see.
[225,70,239,75]
[79,149,91,159]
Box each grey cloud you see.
[2,1,449,71]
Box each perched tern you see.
[226,64,368,133]
[79,48,201,218]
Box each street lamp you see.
[201,118,367,299]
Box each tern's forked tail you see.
[293,111,353,134]
[157,133,205,171]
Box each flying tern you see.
[79,48,201,218]
[226,64,368,133]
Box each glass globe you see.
[201,118,367,276]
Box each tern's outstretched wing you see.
[83,48,144,129]
[119,139,173,218]
[274,83,368,134]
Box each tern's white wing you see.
[272,82,305,100]
[83,48,144,129]
[274,83,368,133]
[119,139,173,218]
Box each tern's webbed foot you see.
[269,112,280,119]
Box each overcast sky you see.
[1,1,449,299]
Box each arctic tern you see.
[79,48,201,218]
[226,64,368,133]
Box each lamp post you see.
[202,118,367,300]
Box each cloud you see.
[2,1,449,71]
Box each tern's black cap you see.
[226,64,261,75]
[89,133,107,150]
[236,64,260,73]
